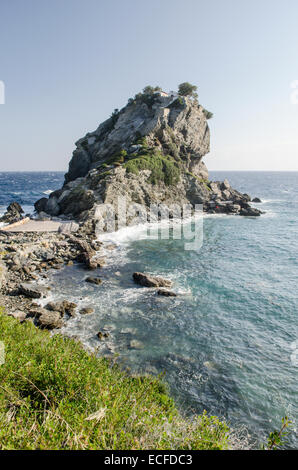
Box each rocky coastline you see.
[0,85,263,337]
[0,223,176,336]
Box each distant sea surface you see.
[0,171,297,448]
[0,171,65,216]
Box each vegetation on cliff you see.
[0,310,231,450]
[124,151,181,186]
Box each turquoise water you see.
[1,171,297,447]
[47,171,297,448]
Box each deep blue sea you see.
[0,171,297,448]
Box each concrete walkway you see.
[2,219,76,233]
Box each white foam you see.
[43,189,54,195]
[98,214,203,245]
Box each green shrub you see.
[202,108,213,119]
[0,310,230,450]
[169,97,185,108]
[124,151,181,186]
[178,82,198,99]
[105,149,127,166]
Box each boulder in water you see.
[157,288,177,297]
[133,272,172,288]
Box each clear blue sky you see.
[1,0,298,171]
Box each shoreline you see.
[0,227,244,450]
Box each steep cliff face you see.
[35,88,262,232]
[64,93,210,184]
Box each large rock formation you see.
[35,87,261,233]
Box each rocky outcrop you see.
[64,92,210,184]
[157,288,177,297]
[45,300,77,317]
[80,307,94,315]
[34,87,262,230]
[85,276,102,285]
[133,272,173,288]
[0,202,24,224]
[19,283,49,299]
[34,308,64,330]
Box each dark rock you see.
[28,307,46,318]
[19,283,49,299]
[7,202,24,214]
[157,289,177,297]
[34,197,48,213]
[45,300,77,316]
[49,188,63,200]
[45,197,60,216]
[252,197,262,203]
[58,187,95,217]
[0,201,24,224]
[133,272,172,288]
[240,207,262,217]
[80,307,94,315]
[97,330,109,340]
[70,237,97,269]
[85,276,102,285]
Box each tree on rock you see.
[178,82,198,99]
[143,86,162,95]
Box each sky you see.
[0,0,298,172]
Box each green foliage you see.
[127,86,162,108]
[134,132,148,147]
[185,172,211,191]
[105,149,128,166]
[110,108,120,125]
[0,310,230,450]
[202,108,213,119]
[167,141,180,160]
[124,151,181,186]
[178,82,198,99]
[262,417,292,450]
[142,85,162,95]
[169,96,185,108]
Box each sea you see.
[0,170,297,448]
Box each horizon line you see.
[1,169,298,173]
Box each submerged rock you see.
[97,330,109,340]
[80,307,94,315]
[129,339,144,349]
[85,276,102,285]
[133,272,173,288]
[157,288,177,297]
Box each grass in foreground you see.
[0,310,231,450]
